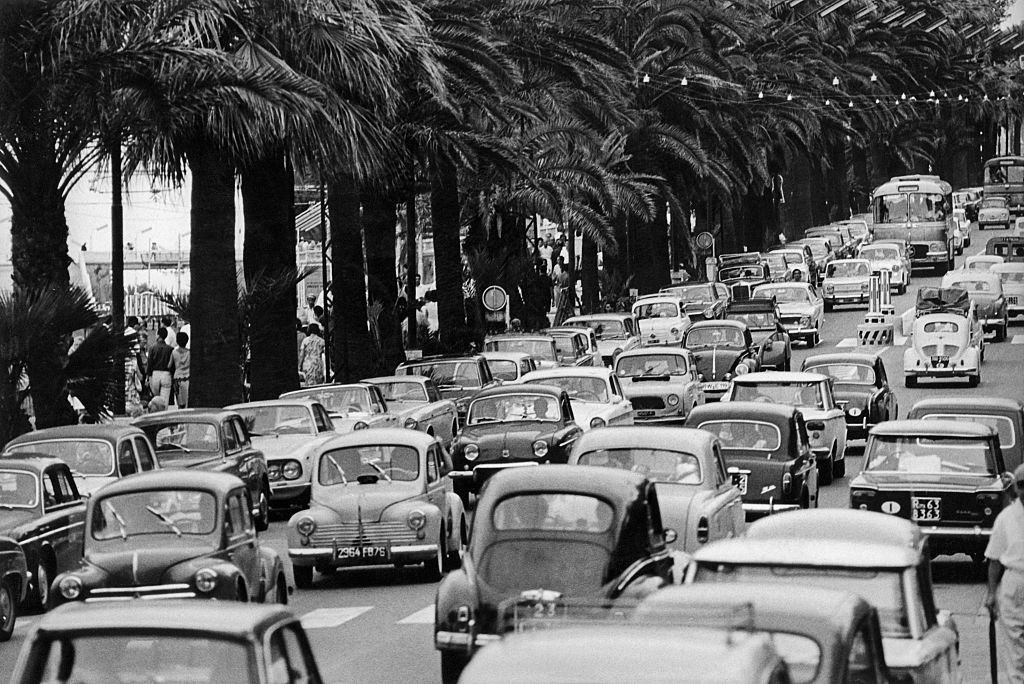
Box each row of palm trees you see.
[0,0,1019,434]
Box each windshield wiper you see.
[105,502,128,542]
[158,443,191,453]
[146,506,183,537]
[326,455,348,485]
[368,461,392,482]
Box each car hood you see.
[460,422,556,445]
[312,483,423,522]
[330,413,376,432]
[775,302,814,316]
[824,275,867,285]
[382,400,426,418]
[0,509,38,534]
[570,402,613,428]
[596,338,631,357]
[85,543,217,586]
[690,349,744,381]
[652,483,698,549]
[866,259,901,270]
[252,433,332,459]
[747,328,773,343]
[855,471,998,490]
[882,635,953,672]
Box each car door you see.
[231,417,265,499]
[369,386,397,427]
[220,420,253,493]
[874,360,896,420]
[116,440,138,479]
[608,375,634,425]
[711,445,744,539]
[424,444,446,517]
[265,620,324,684]
[224,488,260,597]
[820,380,847,457]
[41,466,85,574]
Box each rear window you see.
[6,439,115,476]
[493,493,613,533]
[920,413,1015,448]
[487,360,520,382]
[730,382,823,410]
[576,448,701,484]
[634,302,680,319]
[803,363,875,386]
[698,420,782,452]
[922,321,959,334]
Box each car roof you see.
[472,384,566,400]
[753,281,810,290]
[225,399,318,411]
[565,313,634,321]
[616,347,690,359]
[869,419,996,438]
[862,240,905,248]
[314,427,436,451]
[543,327,590,336]
[572,426,716,454]
[692,537,918,569]
[133,408,240,427]
[687,401,798,424]
[687,319,749,331]
[0,456,68,473]
[632,294,681,303]
[944,269,1001,283]
[725,297,776,310]
[802,352,881,366]
[5,424,145,446]
[746,509,924,550]
[34,600,293,638]
[872,175,951,195]
[398,354,484,364]
[522,367,612,381]
[481,464,647,503]
[486,333,555,341]
[909,396,1024,414]
[732,371,825,384]
[280,383,372,398]
[362,375,429,385]
[827,258,870,265]
[92,469,245,498]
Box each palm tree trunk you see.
[362,191,406,373]
[580,235,599,313]
[430,156,466,350]
[188,143,242,406]
[328,176,375,381]
[241,151,299,400]
[649,199,670,290]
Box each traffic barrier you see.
[867,275,881,313]
[858,322,893,346]
[879,270,892,307]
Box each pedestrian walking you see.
[146,327,174,403]
[161,316,178,349]
[299,323,326,386]
[296,318,307,358]
[170,331,190,408]
[985,464,1024,683]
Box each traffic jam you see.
[2,171,1024,683]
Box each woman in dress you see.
[299,323,326,386]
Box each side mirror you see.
[806,420,825,432]
[663,528,678,545]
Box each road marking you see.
[836,338,858,347]
[14,618,34,631]
[1013,335,1024,345]
[837,335,906,348]
[300,607,373,629]
[397,604,435,624]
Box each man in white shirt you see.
[985,463,1024,683]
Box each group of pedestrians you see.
[125,315,190,416]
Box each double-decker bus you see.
[984,155,1024,216]
[871,174,955,275]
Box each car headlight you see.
[407,509,427,531]
[59,575,82,600]
[464,444,479,461]
[533,440,549,457]
[891,264,902,272]
[194,568,218,594]
[590,417,607,429]
[282,460,302,480]
[404,418,419,430]
[734,363,750,375]
[703,307,715,319]
[666,394,680,406]
[267,463,282,482]
[296,517,316,537]
[861,282,870,291]
[670,327,680,336]
[353,421,369,430]
[824,285,834,293]
[800,316,810,326]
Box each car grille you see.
[834,284,863,295]
[911,244,928,259]
[630,397,666,410]
[731,284,752,300]
[87,584,195,601]
[780,315,802,326]
[310,521,418,547]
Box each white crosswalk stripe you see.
[836,338,858,347]
[300,606,373,629]
[1013,335,1024,345]
[836,335,907,348]
[397,605,435,624]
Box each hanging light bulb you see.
[642,73,651,83]
[681,77,688,86]
[758,90,764,99]
[870,73,878,82]
[832,76,840,86]
[901,92,907,100]
[848,100,854,107]
[825,98,831,105]
[787,93,793,101]
[983,94,989,101]
[874,98,881,104]
[929,90,936,97]
[958,94,964,101]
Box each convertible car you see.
[521,367,634,430]
[682,320,760,401]
[801,353,898,441]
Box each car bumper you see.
[269,482,310,504]
[448,462,539,490]
[918,525,992,552]
[782,325,817,337]
[823,294,868,304]
[743,501,802,516]
[810,445,842,462]
[435,631,501,651]
[633,413,688,424]
[700,382,730,401]
[289,543,439,567]
[906,367,978,378]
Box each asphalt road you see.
[2,223,1021,683]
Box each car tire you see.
[897,281,907,296]
[969,374,981,388]
[29,555,53,612]
[807,333,817,348]
[444,517,467,571]
[0,580,15,642]
[293,566,314,590]
[441,653,469,684]
[824,301,833,312]
[904,376,917,388]
[422,532,445,582]
[936,262,948,276]
[274,574,288,604]
[996,320,1008,343]
[254,484,271,532]
[818,449,834,487]
[832,457,845,480]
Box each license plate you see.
[732,473,748,495]
[335,545,390,561]
[1009,296,1019,305]
[636,410,656,418]
[911,497,941,522]
[931,355,949,366]
[702,382,730,391]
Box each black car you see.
[718,257,772,301]
[396,354,500,422]
[0,536,27,640]
[0,457,85,609]
[801,352,898,441]
[723,297,792,371]
[449,385,582,504]
[683,320,761,401]
[660,282,730,322]
[687,402,818,518]
[434,465,675,683]
[50,470,288,605]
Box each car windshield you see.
[634,302,680,320]
[400,361,483,388]
[860,246,900,261]
[803,363,875,385]
[727,311,775,329]
[774,251,804,265]
[236,406,314,436]
[318,444,420,484]
[982,197,1007,209]
[697,420,782,452]
[285,387,371,415]
[486,338,556,361]
[874,192,947,223]
[967,260,1000,271]
[372,381,428,403]
[568,319,627,340]
[731,382,823,409]
[719,265,765,281]
[754,287,809,304]
[616,354,688,377]
[764,255,789,272]
[32,633,253,684]
[144,422,221,462]
[670,284,715,303]
[525,376,609,403]
[864,435,997,475]
[826,262,870,278]
[92,489,217,540]
[550,335,581,359]
[685,327,745,349]
[8,440,115,476]
[996,270,1024,283]
[467,394,562,424]
[692,564,910,637]
[920,414,1016,448]
[576,448,702,484]
[0,470,38,508]
[947,279,994,293]
[488,360,520,382]
[794,241,828,259]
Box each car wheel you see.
[968,374,981,388]
[807,333,817,348]
[832,457,845,480]
[800,488,810,510]
[441,653,469,684]
[897,281,907,296]
[824,301,833,312]
[30,556,52,612]
[905,376,917,388]
[936,262,948,276]
[444,516,467,571]
[0,580,15,642]
[783,354,791,372]
[254,485,270,532]
[818,448,835,487]
[293,566,314,590]
[422,532,445,582]
[996,320,1008,343]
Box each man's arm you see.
[987,559,1005,618]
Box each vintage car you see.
[800,352,898,441]
[50,471,288,606]
[280,382,399,430]
[563,313,642,365]
[723,298,792,371]
[834,218,872,246]
[225,399,336,508]
[820,258,872,310]
[482,350,537,382]
[806,225,856,259]
[909,396,1024,471]
[364,375,459,443]
[851,420,1012,563]
[0,537,27,640]
[966,254,1006,272]
[751,282,824,347]
[521,367,633,430]
[134,409,272,531]
[857,240,912,294]
[723,372,848,484]
[458,625,791,684]
[762,252,798,283]
[3,424,160,496]
[717,260,772,301]
[978,195,1012,230]
[484,333,561,369]
[544,326,600,367]
[687,403,818,517]
[683,320,761,401]
[614,348,704,423]
[905,288,984,387]
[954,186,983,223]
[992,262,1024,320]
[987,235,1024,262]
[790,238,836,284]
[397,354,499,421]
[769,245,816,284]
[569,426,745,551]
[659,282,730,322]
[636,584,892,684]
[448,385,582,501]
[9,601,323,684]
[0,457,84,609]
[631,294,692,346]
[687,509,962,684]
[434,466,675,682]
[941,270,1009,341]
[287,429,466,587]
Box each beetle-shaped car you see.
[905,288,984,388]
[683,320,761,402]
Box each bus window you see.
[874,195,908,224]
[909,193,947,222]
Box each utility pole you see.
[111,135,125,414]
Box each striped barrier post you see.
[860,273,894,345]
[879,270,892,308]
[867,275,881,314]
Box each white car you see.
[520,367,634,431]
[632,294,692,346]
[481,351,538,382]
[978,196,1012,231]
[905,309,983,388]
[363,375,460,444]
[965,254,1005,272]
[562,313,642,366]
[614,348,705,423]
[992,262,1024,320]
[857,241,911,294]
[821,259,872,310]
[280,383,399,430]
[751,282,824,347]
